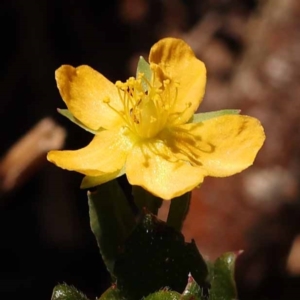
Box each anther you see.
[103,96,110,103]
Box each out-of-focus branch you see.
[0,117,66,195]
[182,12,223,56]
[287,235,300,275]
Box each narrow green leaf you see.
[132,186,163,215]
[88,180,136,275]
[209,252,240,300]
[167,192,191,232]
[136,56,152,92]
[58,108,99,134]
[51,283,89,300]
[191,110,241,123]
[144,290,181,300]
[99,285,125,300]
[114,213,208,300]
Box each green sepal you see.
[113,212,208,300]
[58,108,100,134]
[98,285,125,300]
[209,252,240,300]
[181,274,205,300]
[144,290,181,300]
[88,180,136,276]
[132,186,163,216]
[136,56,152,92]
[51,283,89,300]
[191,109,241,123]
[167,192,191,232]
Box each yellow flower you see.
[47,38,265,200]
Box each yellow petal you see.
[149,38,206,125]
[47,128,134,176]
[56,65,123,130]
[80,168,125,189]
[163,115,265,177]
[126,141,206,200]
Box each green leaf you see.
[167,192,191,232]
[144,290,181,300]
[88,180,136,276]
[181,273,205,300]
[136,56,152,92]
[205,260,214,284]
[58,108,99,134]
[209,252,240,300]
[99,286,125,300]
[132,186,163,216]
[191,110,241,123]
[114,212,208,300]
[51,283,89,300]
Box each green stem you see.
[167,192,191,232]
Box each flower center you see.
[114,73,173,139]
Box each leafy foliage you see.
[209,252,239,300]
[88,181,135,275]
[51,284,89,300]
[113,212,208,300]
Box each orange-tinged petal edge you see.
[56,65,123,130]
[149,38,206,125]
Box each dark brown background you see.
[1,0,300,299]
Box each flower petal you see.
[57,108,99,134]
[162,115,265,177]
[149,38,206,125]
[47,128,134,176]
[126,141,206,200]
[80,168,125,189]
[56,65,123,130]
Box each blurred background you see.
[1,0,300,299]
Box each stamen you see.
[102,99,127,124]
[167,83,193,125]
[112,72,175,139]
[103,96,110,103]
